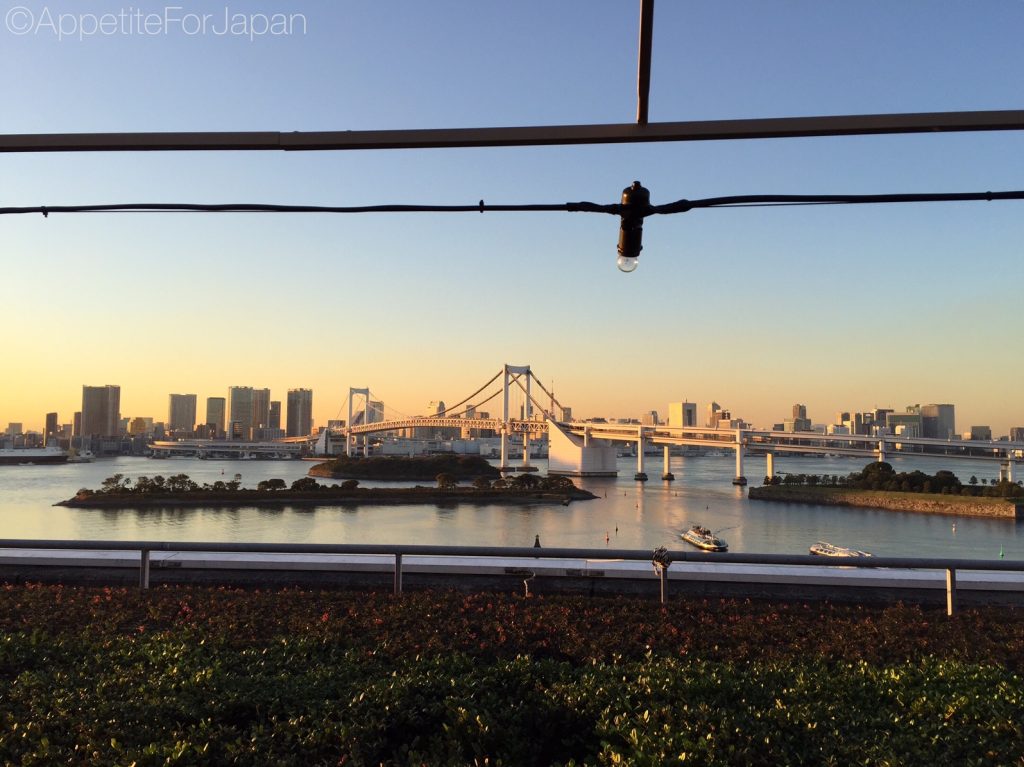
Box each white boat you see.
[681,525,728,552]
[0,446,68,466]
[809,541,872,557]
[67,448,95,463]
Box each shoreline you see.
[56,487,597,509]
[748,485,1023,519]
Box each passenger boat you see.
[0,446,68,465]
[809,541,872,557]
[681,525,728,552]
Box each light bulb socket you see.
[616,181,651,266]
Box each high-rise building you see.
[641,410,659,426]
[368,400,384,424]
[967,425,992,441]
[706,402,721,428]
[269,401,282,430]
[128,417,154,436]
[1010,427,1024,442]
[252,388,271,434]
[788,404,811,432]
[45,412,58,442]
[81,385,120,437]
[168,393,197,435]
[286,389,313,437]
[920,404,955,440]
[228,387,254,440]
[668,402,697,428]
[887,411,922,438]
[206,397,226,438]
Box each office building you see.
[1011,427,1024,442]
[269,401,281,430]
[668,402,697,429]
[252,388,271,435]
[920,403,956,440]
[286,388,313,437]
[81,385,120,437]
[227,387,254,440]
[887,409,923,439]
[707,402,726,428]
[206,397,226,438]
[45,412,58,442]
[168,393,197,435]
[967,426,992,441]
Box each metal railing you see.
[1,538,1022,615]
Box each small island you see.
[308,454,500,481]
[748,461,1024,519]
[57,472,596,508]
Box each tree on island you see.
[511,473,541,490]
[257,478,287,492]
[436,473,457,490]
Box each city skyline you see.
[7,379,1023,440]
[3,2,1024,437]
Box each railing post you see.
[659,566,667,604]
[394,553,403,595]
[946,568,957,616]
[139,549,150,590]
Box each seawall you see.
[748,485,1023,519]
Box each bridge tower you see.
[347,387,370,458]
[499,364,534,473]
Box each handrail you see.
[0,539,1020,614]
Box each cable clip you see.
[41,206,48,218]
[478,199,485,213]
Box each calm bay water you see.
[0,453,1020,560]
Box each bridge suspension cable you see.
[509,374,553,419]
[435,385,505,420]
[528,376,564,417]
[429,369,503,418]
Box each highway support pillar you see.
[634,427,648,481]
[662,445,674,480]
[732,429,747,486]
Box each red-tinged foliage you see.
[0,582,1022,668]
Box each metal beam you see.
[3,110,1024,153]
[636,0,655,125]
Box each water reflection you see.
[0,454,1019,559]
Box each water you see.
[0,453,1020,559]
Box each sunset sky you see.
[3,1,1024,435]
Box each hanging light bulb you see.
[616,180,650,273]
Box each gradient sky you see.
[2,1,1024,435]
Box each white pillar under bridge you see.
[347,387,369,458]
[733,429,747,486]
[500,364,531,473]
[522,371,532,470]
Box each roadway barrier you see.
[0,539,1022,615]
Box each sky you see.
[2,0,1024,435]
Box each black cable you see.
[2,190,1023,218]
